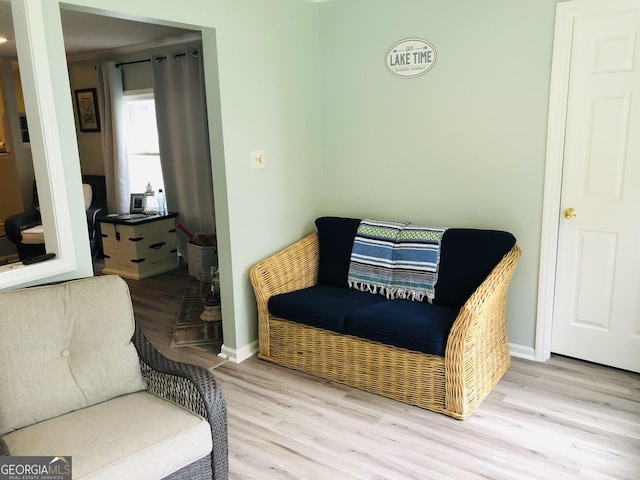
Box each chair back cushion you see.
[0,275,146,435]
[82,183,93,210]
[81,175,107,211]
[433,229,516,307]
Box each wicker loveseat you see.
[250,216,521,420]
[0,275,228,479]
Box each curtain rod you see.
[115,50,199,68]
[115,58,151,68]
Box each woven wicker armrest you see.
[132,326,228,479]
[444,244,522,418]
[0,438,10,456]
[250,232,319,358]
[250,232,319,301]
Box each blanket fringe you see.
[348,280,381,296]
[348,281,435,304]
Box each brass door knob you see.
[564,207,577,219]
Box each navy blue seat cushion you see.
[315,216,361,288]
[345,300,460,356]
[268,284,387,333]
[433,229,516,307]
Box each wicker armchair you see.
[250,232,521,420]
[0,276,228,479]
[0,326,228,479]
[133,326,228,479]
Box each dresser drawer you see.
[103,249,178,279]
[103,230,177,259]
[102,218,176,256]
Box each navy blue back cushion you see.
[314,217,516,308]
[315,217,361,288]
[433,229,516,307]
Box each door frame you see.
[535,0,640,362]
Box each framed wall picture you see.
[129,193,145,214]
[74,88,101,132]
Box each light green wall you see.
[60,0,323,354]
[208,1,323,352]
[67,64,103,175]
[16,0,567,353]
[318,0,564,348]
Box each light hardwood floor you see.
[124,267,640,480]
[120,265,226,370]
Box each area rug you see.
[170,275,223,350]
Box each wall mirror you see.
[0,1,38,274]
[0,0,214,289]
[0,0,68,288]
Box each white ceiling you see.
[0,2,197,59]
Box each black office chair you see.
[4,175,107,262]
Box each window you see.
[123,90,164,195]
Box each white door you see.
[551,4,640,373]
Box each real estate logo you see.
[386,38,437,78]
[0,456,72,480]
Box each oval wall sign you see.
[386,38,437,78]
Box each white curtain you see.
[152,48,215,259]
[97,61,130,214]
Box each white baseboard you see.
[217,340,259,364]
[509,343,536,361]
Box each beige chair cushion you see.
[0,275,146,435]
[20,224,45,244]
[3,391,213,480]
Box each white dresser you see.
[99,213,179,280]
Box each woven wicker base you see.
[262,317,448,414]
[171,276,223,349]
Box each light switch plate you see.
[251,150,266,169]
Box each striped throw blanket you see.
[347,219,447,303]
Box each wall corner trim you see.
[218,340,259,364]
[510,343,536,362]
